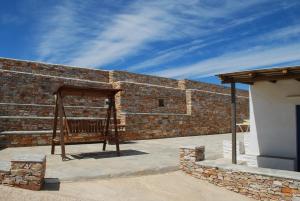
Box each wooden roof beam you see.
[221,73,300,84]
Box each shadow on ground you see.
[70,149,148,160]
[42,178,60,191]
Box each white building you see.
[218,66,300,171]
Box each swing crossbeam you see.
[51,85,122,160]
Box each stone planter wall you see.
[180,145,300,201]
[0,154,46,191]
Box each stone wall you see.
[122,114,190,139]
[179,79,248,96]
[110,70,179,88]
[118,84,248,139]
[0,58,111,133]
[117,81,187,114]
[0,57,249,146]
[186,90,248,134]
[4,130,127,147]
[0,154,46,191]
[180,145,300,201]
[0,58,109,82]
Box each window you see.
[158,99,165,107]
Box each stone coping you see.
[121,112,189,116]
[0,161,10,172]
[0,56,110,72]
[1,130,53,135]
[0,102,107,109]
[197,160,300,181]
[11,154,46,163]
[180,145,204,149]
[1,68,110,85]
[0,116,108,119]
[186,89,248,99]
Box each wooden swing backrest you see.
[67,119,105,134]
[65,119,123,135]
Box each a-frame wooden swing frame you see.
[51,85,122,160]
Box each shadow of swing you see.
[70,149,148,160]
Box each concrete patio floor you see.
[0,133,244,181]
[0,171,253,201]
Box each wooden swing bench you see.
[52,118,125,141]
[51,85,122,160]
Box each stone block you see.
[0,154,47,190]
[180,145,205,162]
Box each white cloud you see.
[150,22,300,78]
[258,24,300,41]
[35,0,270,67]
[124,1,292,72]
[152,43,300,78]
[126,38,227,71]
[67,4,174,67]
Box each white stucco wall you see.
[247,80,300,170]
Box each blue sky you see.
[1,0,300,89]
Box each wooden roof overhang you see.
[218,66,300,85]
[53,85,122,98]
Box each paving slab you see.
[0,133,244,181]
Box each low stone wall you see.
[180,145,300,201]
[0,154,46,191]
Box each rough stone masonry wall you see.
[117,81,187,114]
[121,87,248,139]
[0,57,249,146]
[0,58,111,132]
[0,58,113,146]
[5,131,113,147]
[186,89,248,134]
[110,70,179,88]
[178,79,248,96]
[180,146,300,201]
[0,154,46,191]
